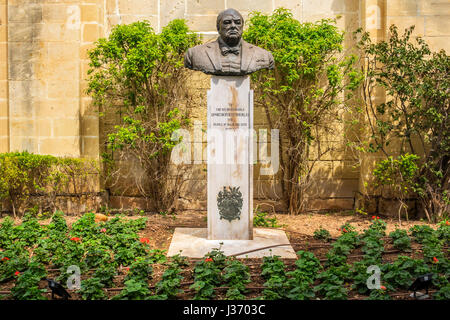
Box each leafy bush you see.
[0,152,99,216]
[87,19,200,213]
[351,25,449,222]
[244,8,362,214]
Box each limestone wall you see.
[1,0,449,213]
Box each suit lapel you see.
[205,40,222,73]
[241,41,255,73]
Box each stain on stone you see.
[8,2,43,153]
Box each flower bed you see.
[0,212,448,300]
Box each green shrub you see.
[244,8,362,214]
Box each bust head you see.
[216,8,244,47]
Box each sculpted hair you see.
[216,8,244,31]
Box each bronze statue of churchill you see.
[184,8,274,76]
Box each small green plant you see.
[190,255,223,300]
[313,227,331,242]
[11,262,47,300]
[409,225,434,243]
[389,229,411,251]
[152,263,184,299]
[222,259,251,300]
[112,279,151,300]
[261,255,287,300]
[253,210,283,228]
[314,264,351,300]
[79,277,107,300]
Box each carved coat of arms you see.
[217,186,243,222]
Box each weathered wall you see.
[1,0,449,213]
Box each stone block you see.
[46,60,79,80]
[387,17,425,37]
[0,136,8,152]
[9,80,45,100]
[306,178,359,198]
[39,137,80,156]
[82,23,99,42]
[303,0,346,14]
[8,23,42,42]
[36,119,52,137]
[47,80,79,99]
[10,136,36,153]
[425,15,450,37]
[81,116,99,136]
[81,4,99,22]
[160,0,185,28]
[81,136,99,157]
[10,119,34,136]
[186,0,224,15]
[0,25,7,42]
[227,0,273,14]
[274,0,302,19]
[43,4,71,23]
[387,0,418,16]
[185,15,217,32]
[304,198,354,211]
[419,0,450,15]
[118,0,158,15]
[48,42,79,61]
[41,23,80,42]
[9,99,35,118]
[0,100,7,117]
[423,36,450,53]
[0,118,7,135]
[8,4,42,23]
[36,99,80,118]
[119,15,158,29]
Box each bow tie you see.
[222,48,240,55]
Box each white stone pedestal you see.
[207,76,253,240]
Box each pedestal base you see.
[167,228,297,259]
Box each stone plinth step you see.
[167,228,297,259]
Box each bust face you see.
[218,12,243,46]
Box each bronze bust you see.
[184,8,274,76]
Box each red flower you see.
[205,258,213,262]
[343,228,347,233]
[14,271,20,277]
[100,228,107,233]
[446,221,449,226]
[1,257,9,261]
[338,228,341,231]
[380,285,386,290]
[70,237,81,242]
[433,257,439,263]
[372,216,376,220]
[140,237,150,244]
[377,216,380,219]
